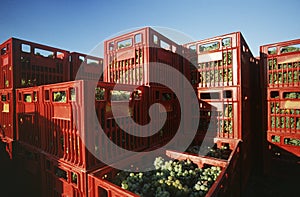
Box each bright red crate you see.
[39,80,147,170]
[88,148,236,197]
[183,32,256,88]
[17,80,179,170]
[70,52,103,81]
[104,27,190,87]
[197,86,252,140]
[266,87,300,157]
[16,86,41,148]
[0,88,15,141]
[0,37,70,89]
[40,153,88,197]
[267,88,300,134]
[260,38,300,88]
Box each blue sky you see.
[0,0,299,57]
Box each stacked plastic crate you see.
[0,37,71,196]
[0,37,70,149]
[103,27,190,146]
[70,52,103,81]
[260,39,300,178]
[183,32,261,192]
[17,80,178,196]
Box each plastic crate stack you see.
[86,29,248,197]
[0,38,69,154]
[182,32,261,192]
[260,39,300,178]
[0,37,70,196]
[0,37,105,196]
[103,27,189,146]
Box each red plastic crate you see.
[12,80,182,170]
[104,27,189,87]
[146,85,181,146]
[16,86,41,148]
[0,37,70,89]
[88,148,234,197]
[197,86,252,140]
[183,32,256,88]
[0,89,15,141]
[267,88,300,133]
[70,52,103,81]
[260,38,300,88]
[267,132,300,157]
[17,80,179,170]
[40,153,88,197]
[266,87,300,156]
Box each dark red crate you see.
[104,27,190,87]
[264,140,300,179]
[260,38,300,88]
[183,32,256,88]
[0,37,70,89]
[70,52,103,81]
[239,134,253,192]
[14,142,42,196]
[40,153,88,197]
[0,88,15,141]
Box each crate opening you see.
[23,94,32,102]
[53,91,67,102]
[118,38,132,49]
[270,91,279,98]
[34,48,54,58]
[45,90,50,101]
[97,186,108,197]
[55,167,68,181]
[200,92,220,100]
[71,172,78,185]
[280,44,300,54]
[283,91,300,99]
[223,90,232,99]
[222,38,231,48]
[268,47,277,55]
[21,44,31,53]
[1,94,7,101]
[1,46,7,55]
[199,42,220,52]
[135,33,142,44]
[189,45,196,53]
[284,137,300,146]
[271,135,280,143]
